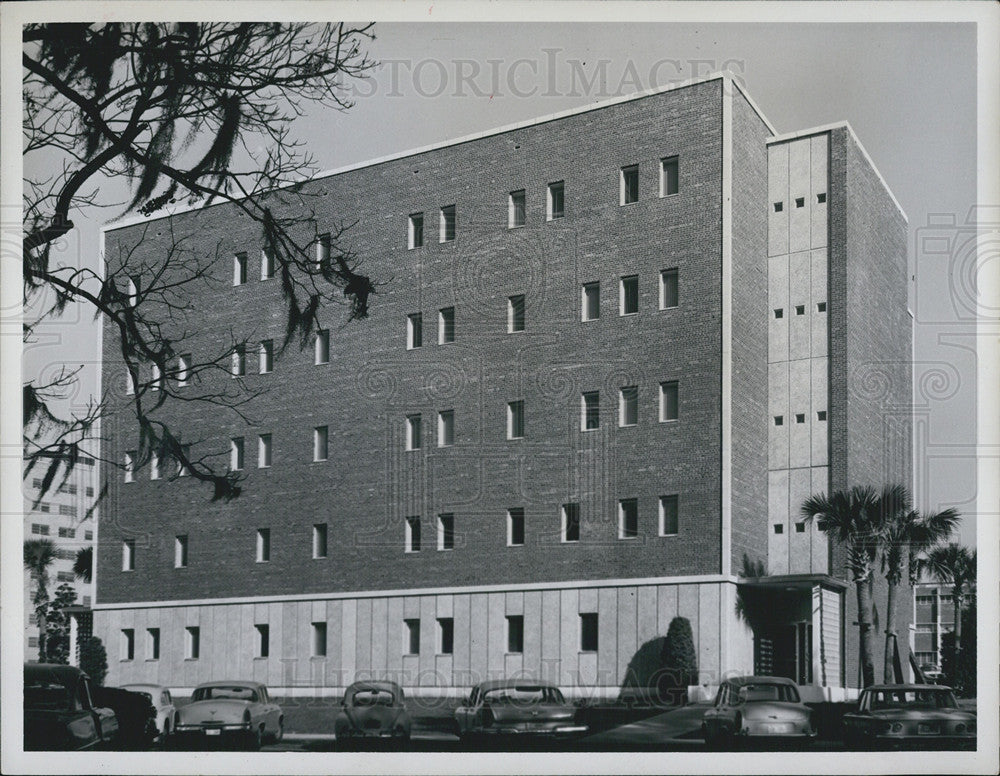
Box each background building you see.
[93,73,911,700]
[912,571,958,674]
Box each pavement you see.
[583,703,711,746]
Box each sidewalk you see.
[583,702,711,745]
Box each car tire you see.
[246,725,263,751]
[273,718,284,744]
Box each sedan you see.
[842,684,976,749]
[24,663,118,751]
[121,684,176,742]
[701,676,816,748]
[334,680,411,745]
[172,681,283,750]
[454,680,588,741]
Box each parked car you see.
[701,676,816,748]
[842,684,976,749]
[172,681,283,750]
[121,684,176,742]
[919,664,945,683]
[454,679,588,741]
[92,685,159,750]
[334,680,411,745]
[23,663,118,751]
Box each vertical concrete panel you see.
[505,591,523,616]
[327,599,343,687]
[636,586,659,652]
[789,359,812,468]
[281,601,297,660]
[788,467,813,574]
[504,652,524,680]
[657,585,678,636]
[768,255,789,364]
[768,469,790,574]
[541,590,561,685]
[616,588,638,687]
[811,467,831,574]
[698,584,721,682]
[437,594,454,618]
[596,587,617,686]
[487,592,506,675]
[419,596,436,682]
[811,358,829,466]
[436,655,454,688]
[788,252,811,360]
[523,590,542,680]
[677,585,699,631]
[238,604,253,681]
[403,596,420,619]
[452,595,470,679]
[355,599,373,677]
[810,248,829,357]
[341,599,357,684]
[267,602,282,687]
[371,597,388,677]
[768,361,789,469]
[386,598,403,678]
[469,593,488,685]
[768,143,789,257]
[578,587,598,613]
[559,589,579,686]
[810,133,829,248]
[788,140,811,254]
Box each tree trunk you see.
[883,580,897,684]
[856,578,876,688]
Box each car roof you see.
[474,679,559,691]
[121,683,165,690]
[864,684,954,692]
[194,680,266,690]
[24,663,86,685]
[347,680,402,691]
[724,676,798,687]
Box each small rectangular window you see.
[774,524,784,534]
[659,268,679,309]
[312,622,327,657]
[151,363,162,392]
[121,629,135,661]
[234,253,248,285]
[581,391,600,431]
[125,369,135,395]
[147,628,160,660]
[85,530,93,541]
[795,197,805,208]
[408,213,424,249]
[59,504,77,518]
[314,426,328,462]
[817,410,827,422]
[315,330,330,365]
[58,527,74,538]
[440,205,456,242]
[405,515,421,553]
[507,400,525,440]
[659,381,679,422]
[621,165,639,205]
[261,248,275,280]
[795,522,806,533]
[438,410,455,447]
[258,433,272,467]
[122,539,135,571]
[405,619,420,655]
[231,437,245,471]
[619,386,638,427]
[438,513,454,551]
[795,413,806,424]
[562,503,580,543]
[259,340,273,374]
[507,507,525,546]
[438,306,455,344]
[316,233,331,265]
[407,313,423,350]
[580,613,598,652]
[817,192,827,204]
[774,415,784,426]
[773,308,784,319]
[773,202,783,213]
[232,344,246,377]
[256,528,271,562]
[619,498,638,539]
[582,282,600,321]
[185,626,200,659]
[508,294,525,333]
[150,452,161,481]
[795,305,805,315]
[177,444,191,477]
[659,495,679,536]
[255,624,270,658]
[547,181,565,220]
[177,354,191,387]
[437,618,454,655]
[660,156,679,196]
[506,615,524,653]
[313,524,328,558]
[38,503,50,513]
[817,302,827,313]
[175,535,188,568]
[509,190,526,228]
[620,275,639,316]
[406,415,422,451]
[127,276,139,306]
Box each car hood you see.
[867,708,976,723]
[341,704,404,731]
[741,701,810,720]
[488,704,576,724]
[177,699,251,723]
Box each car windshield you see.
[870,689,957,710]
[25,680,70,710]
[348,688,397,707]
[193,686,259,702]
[738,683,801,704]
[483,686,565,705]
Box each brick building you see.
[93,73,911,699]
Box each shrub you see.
[79,636,108,687]
[659,616,698,705]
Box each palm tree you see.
[73,546,93,584]
[879,504,960,682]
[923,543,976,660]
[801,485,905,688]
[24,538,56,661]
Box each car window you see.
[25,679,71,711]
[350,689,396,707]
[738,683,800,704]
[483,686,556,705]
[873,690,958,710]
[194,686,259,702]
[164,690,172,705]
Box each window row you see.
[231,233,332,287]
[772,192,827,212]
[30,479,95,496]
[772,411,827,426]
[772,302,827,319]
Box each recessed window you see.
[408,213,424,249]
[774,308,784,319]
[817,192,827,204]
[580,613,599,652]
[230,437,244,471]
[507,400,525,440]
[507,507,525,546]
[774,415,784,426]
[619,386,638,427]
[85,530,93,541]
[313,524,328,559]
[438,307,455,344]
[547,181,565,220]
[619,498,638,539]
[151,363,162,392]
[147,628,160,660]
[256,528,271,562]
[258,433,272,467]
[795,305,805,316]
[440,205,456,242]
[620,275,639,316]
[817,410,827,422]
[437,513,455,551]
[405,515,421,553]
[233,252,247,285]
[659,495,679,536]
[127,276,139,305]
[261,248,275,280]
[150,452,161,480]
[506,615,524,654]
[659,268,679,309]
[795,413,806,424]
[124,450,136,483]
[620,164,639,205]
[581,391,600,431]
[406,415,422,451]
[407,313,423,349]
[582,282,600,321]
[185,626,200,659]
[315,330,330,365]
[125,369,135,395]
[437,618,454,655]
[659,381,679,422]
[660,156,679,196]
[121,629,135,661]
[122,539,135,571]
[311,622,327,657]
[438,410,455,447]
[255,624,269,658]
[259,340,273,374]
[774,524,784,534]
[508,190,526,228]
[176,450,189,479]
[508,294,525,333]
[314,426,328,462]
[177,354,191,387]
[817,302,827,313]
[795,522,806,533]
[231,344,246,377]
[404,619,420,655]
[175,535,188,568]
[562,503,580,543]
[795,197,805,208]
[773,202,783,213]
[316,233,331,265]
